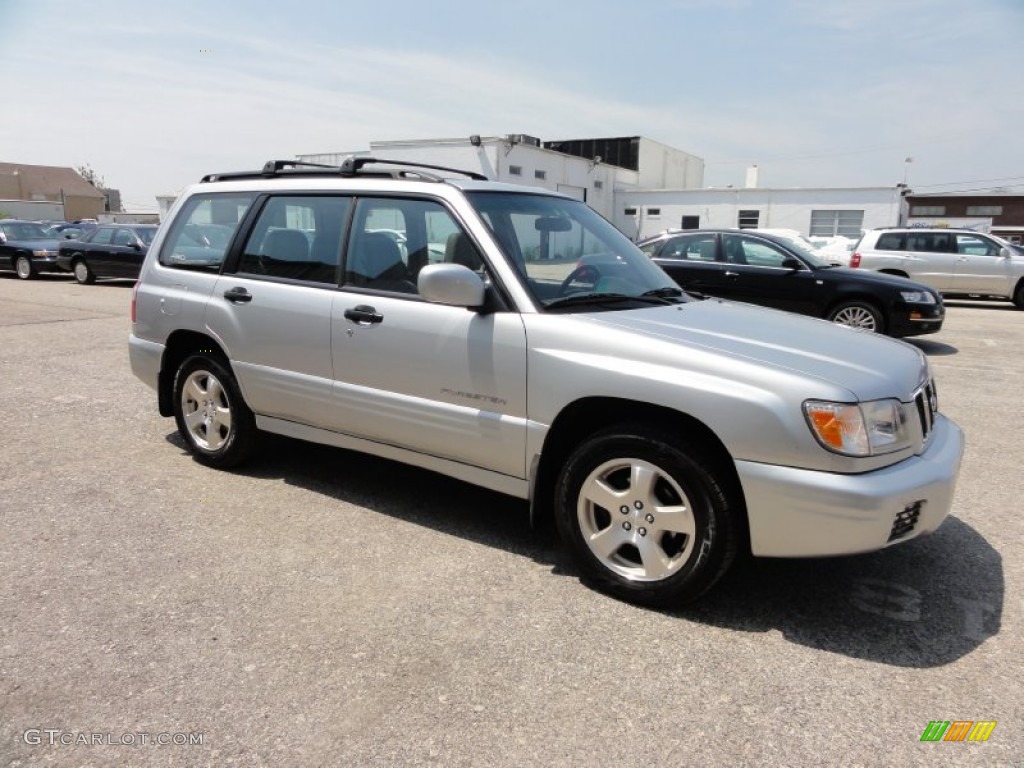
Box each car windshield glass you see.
[135,228,158,246]
[464,191,686,309]
[762,234,830,267]
[3,223,50,240]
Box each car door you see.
[949,233,1015,295]
[715,233,818,314]
[86,227,117,275]
[649,233,727,295]
[328,196,529,479]
[111,227,142,277]
[903,231,956,291]
[205,194,349,427]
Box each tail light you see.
[131,281,139,323]
[850,252,861,268]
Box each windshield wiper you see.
[642,286,685,299]
[545,292,676,310]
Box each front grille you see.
[889,501,923,542]
[914,379,937,442]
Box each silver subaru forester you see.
[130,158,964,607]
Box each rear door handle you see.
[344,305,384,325]
[223,287,253,303]
[724,271,740,278]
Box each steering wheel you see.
[558,264,601,295]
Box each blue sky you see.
[3,0,1023,211]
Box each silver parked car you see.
[129,158,964,607]
[852,227,1024,308]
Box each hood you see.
[579,298,929,402]
[4,238,60,252]
[824,266,933,291]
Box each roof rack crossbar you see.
[199,156,489,184]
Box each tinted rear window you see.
[875,233,905,251]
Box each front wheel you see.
[15,255,35,280]
[554,425,741,607]
[827,300,883,333]
[172,354,257,468]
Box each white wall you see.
[636,138,704,189]
[614,187,907,241]
[0,199,64,220]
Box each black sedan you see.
[57,224,158,284]
[0,220,64,279]
[637,229,944,337]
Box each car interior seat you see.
[444,232,483,271]
[347,231,415,292]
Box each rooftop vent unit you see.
[506,134,541,147]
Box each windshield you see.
[465,192,685,309]
[760,234,831,267]
[1,223,51,240]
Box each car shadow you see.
[164,431,1002,669]
[905,338,958,356]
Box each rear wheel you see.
[172,354,257,468]
[828,300,883,333]
[73,258,95,285]
[15,255,35,280]
[1013,280,1024,310]
[554,425,741,607]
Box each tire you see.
[15,255,35,280]
[827,300,883,333]
[172,354,257,468]
[1013,281,1024,310]
[72,258,95,285]
[554,425,741,607]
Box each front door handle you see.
[344,304,384,325]
[223,287,253,303]
[724,271,740,278]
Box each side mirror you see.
[131,240,142,250]
[1000,246,1013,258]
[418,263,486,308]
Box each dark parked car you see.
[636,229,944,337]
[57,224,159,284]
[0,220,64,279]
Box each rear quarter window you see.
[159,193,256,272]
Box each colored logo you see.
[920,721,996,742]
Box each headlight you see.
[804,398,912,456]
[899,290,935,305]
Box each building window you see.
[593,180,603,190]
[910,205,945,216]
[681,215,700,230]
[509,165,522,176]
[738,209,759,229]
[966,205,1003,216]
[810,209,864,237]
[624,207,637,215]
[647,208,661,218]
[534,170,546,180]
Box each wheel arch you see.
[879,268,910,279]
[158,330,232,417]
[824,294,887,330]
[530,396,749,549]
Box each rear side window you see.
[159,193,256,272]
[661,235,717,261]
[906,232,953,253]
[875,233,905,251]
[238,195,350,284]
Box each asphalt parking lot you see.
[1,274,1021,767]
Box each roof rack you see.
[199,157,488,183]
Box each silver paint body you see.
[130,176,964,558]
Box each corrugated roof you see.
[0,162,106,199]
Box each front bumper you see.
[738,414,964,557]
[890,303,945,337]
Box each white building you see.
[293,134,908,243]
[615,185,910,242]
[297,135,704,221]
